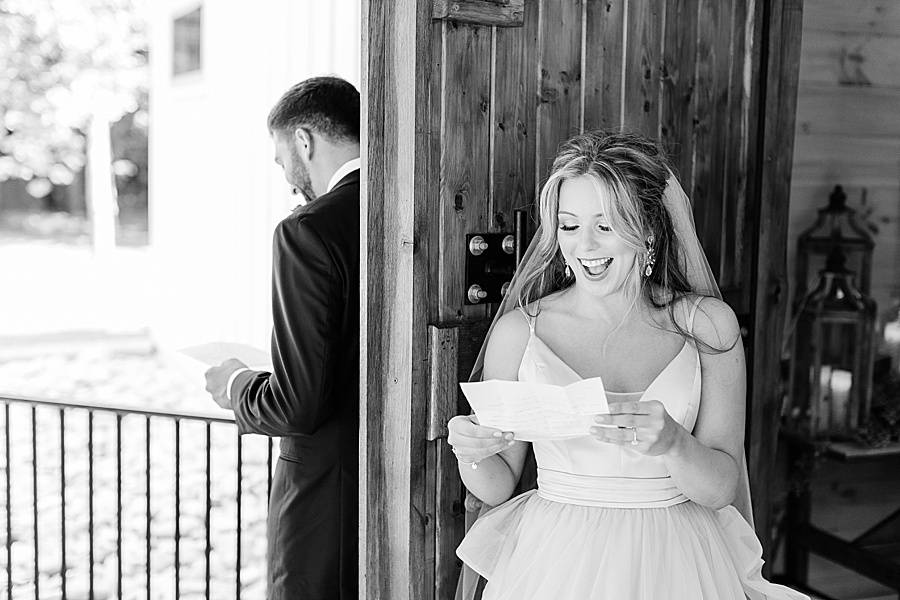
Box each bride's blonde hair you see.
[517,130,708,346]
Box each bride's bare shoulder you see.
[483,307,533,380]
[672,293,741,349]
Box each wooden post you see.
[361,0,433,597]
[746,0,804,564]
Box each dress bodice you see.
[518,297,703,507]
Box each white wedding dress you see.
[457,298,809,600]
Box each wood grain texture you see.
[439,21,493,322]
[491,0,539,227]
[622,0,662,136]
[691,0,733,284]
[361,0,433,596]
[795,84,900,138]
[536,0,583,178]
[798,29,900,89]
[433,0,525,26]
[719,0,750,303]
[802,0,900,36]
[583,0,625,132]
[747,0,805,564]
[425,325,465,600]
[660,0,700,187]
[791,134,900,188]
[435,439,466,599]
[427,326,459,441]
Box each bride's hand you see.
[447,415,516,466]
[589,400,685,456]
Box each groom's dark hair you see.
[267,76,360,143]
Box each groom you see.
[204,76,360,599]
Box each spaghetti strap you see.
[687,295,705,334]
[517,307,536,335]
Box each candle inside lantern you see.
[885,321,900,372]
[817,366,832,433]
[830,369,852,432]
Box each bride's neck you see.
[567,286,648,325]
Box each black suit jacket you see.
[232,170,359,600]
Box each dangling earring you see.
[643,234,656,278]
[565,263,572,279]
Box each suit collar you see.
[326,158,361,193]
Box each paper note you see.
[459,378,611,441]
[179,342,273,371]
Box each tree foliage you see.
[0,0,147,197]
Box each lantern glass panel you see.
[790,248,877,439]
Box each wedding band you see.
[630,427,639,446]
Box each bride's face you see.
[556,175,638,296]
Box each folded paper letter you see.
[459,378,611,441]
[179,342,273,371]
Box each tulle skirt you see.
[456,490,809,600]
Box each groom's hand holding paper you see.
[459,378,612,441]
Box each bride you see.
[447,131,807,599]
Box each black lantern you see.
[790,247,877,437]
[795,185,874,305]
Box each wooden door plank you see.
[537,0,583,178]
[426,326,465,600]
[660,0,700,188]
[439,21,494,322]
[491,0,540,229]
[622,0,662,137]
[692,0,733,284]
[583,0,625,132]
[720,0,751,305]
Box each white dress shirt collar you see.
[326,157,361,193]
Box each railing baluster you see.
[5,403,11,600]
[0,396,250,597]
[174,419,181,600]
[236,433,242,600]
[31,406,38,600]
[59,409,67,600]
[205,422,211,600]
[87,412,94,599]
[116,414,123,599]
[146,416,151,600]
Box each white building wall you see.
[149,0,360,350]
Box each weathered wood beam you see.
[361,0,433,597]
[433,0,525,27]
[746,0,804,567]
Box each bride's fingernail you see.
[492,431,502,438]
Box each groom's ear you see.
[293,127,314,161]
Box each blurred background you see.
[0,0,359,597]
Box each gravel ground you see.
[0,347,272,600]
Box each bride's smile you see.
[556,175,638,294]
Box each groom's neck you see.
[311,143,360,197]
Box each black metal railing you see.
[1,394,274,600]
